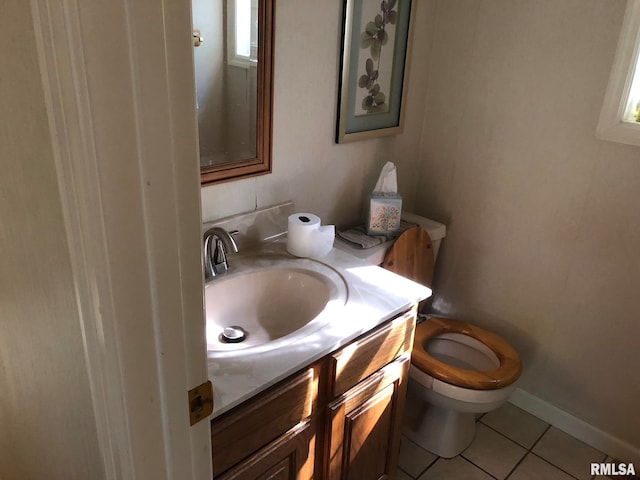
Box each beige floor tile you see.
[508,453,576,480]
[532,427,606,480]
[417,456,494,480]
[462,423,527,479]
[397,467,414,480]
[481,402,549,448]
[398,436,437,478]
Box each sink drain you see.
[221,326,247,343]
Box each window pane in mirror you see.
[235,0,251,58]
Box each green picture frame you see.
[336,0,415,143]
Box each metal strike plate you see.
[188,380,214,426]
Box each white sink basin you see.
[205,255,348,356]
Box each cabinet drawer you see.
[217,419,315,480]
[211,366,317,477]
[329,308,416,397]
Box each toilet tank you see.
[335,213,447,266]
[401,212,447,261]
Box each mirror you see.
[193,0,274,185]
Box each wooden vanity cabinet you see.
[323,309,415,480]
[217,419,315,480]
[211,307,417,480]
[211,365,320,479]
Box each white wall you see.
[0,3,104,479]
[414,0,640,452]
[200,0,432,227]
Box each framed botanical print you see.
[336,0,415,143]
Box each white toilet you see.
[404,315,521,457]
[337,214,522,458]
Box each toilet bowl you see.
[404,316,521,457]
[380,221,522,458]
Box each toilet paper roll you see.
[287,213,335,258]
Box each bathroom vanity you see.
[211,308,416,479]
[204,204,430,479]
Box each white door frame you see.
[30,1,211,479]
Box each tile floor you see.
[398,402,636,480]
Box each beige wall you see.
[200,0,432,226]
[414,0,640,450]
[0,3,104,479]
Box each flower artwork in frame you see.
[336,0,415,143]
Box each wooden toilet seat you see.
[412,317,522,390]
[382,226,521,390]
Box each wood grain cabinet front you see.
[211,366,318,478]
[325,355,411,480]
[329,309,415,398]
[210,307,417,480]
[216,419,315,480]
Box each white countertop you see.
[206,239,431,418]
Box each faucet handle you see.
[213,239,229,274]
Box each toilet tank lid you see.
[402,212,447,241]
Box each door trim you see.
[30,0,210,478]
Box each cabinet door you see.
[325,355,410,480]
[217,420,315,480]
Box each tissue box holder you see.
[367,192,402,237]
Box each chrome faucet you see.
[203,227,239,279]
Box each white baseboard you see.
[509,388,640,466]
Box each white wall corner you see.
[510,388,640,466]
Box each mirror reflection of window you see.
[235,0,251,57]
[227,0,258,68]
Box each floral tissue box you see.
[367,192,402,237]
